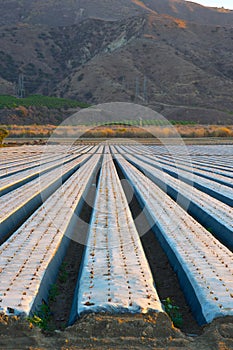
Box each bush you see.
[0,128,9,145]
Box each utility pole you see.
[17,74,25,98]
[139,116,142,127]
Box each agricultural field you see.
[0,143,233,349]
[0,95,89,109]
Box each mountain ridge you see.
[0,0,233,27]
[0,1,233,124]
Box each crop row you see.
[120,145,233,207]
[0,144,232,327]
[0,145,91,176]
[0,149,96,245]
[83,120,196,127]
[0,151,102,316]
[0,146,93,196]
[70,151,163,323]
[113,149,233,324]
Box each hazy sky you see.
[186,0,233,10]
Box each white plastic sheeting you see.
[73,151,163,321]
[116,149,233,250]
[136,148,233,186]
[0,146,93,195]
[0,153,101,316]
[155,154,233,181]
[120,146,233,206]
[0,152,94,244]
[143,151,233,188]
[114,151,233,325]
[0,145,77,177]
[0,154,50,177]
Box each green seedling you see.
[48,283,59,302]
[163,297,183,328]
[27,302,51,330]
[58,262,68,283]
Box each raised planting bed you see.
[120,145,233,206]
[69,150,163,324]
[114,151,233,325]
[0,146,93,196]
[0,151,95,245]
[117,148,233,251]
[0,153,102,316]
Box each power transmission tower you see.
[17,74,25,98]
[121,76,125,91]
[143,75,148,104]
[135,77,139,103]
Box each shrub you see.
[0,128,9,145]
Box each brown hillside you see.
[0,1,233,124]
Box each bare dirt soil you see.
[0,313,233,350]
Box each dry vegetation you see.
[177,125,233,138]
[3,124,56,138]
